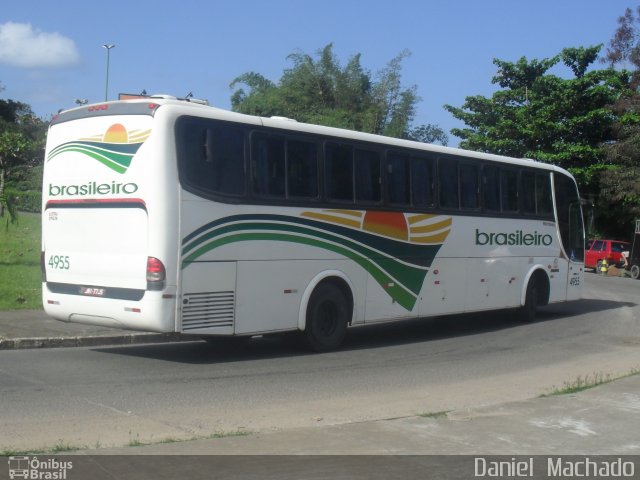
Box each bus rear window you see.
[177,117,246,197]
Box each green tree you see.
[444,45,629,201]
[445,46,625,168]
[406,124,449,145]
[230,44,447,145]
[599,7,640,239]
[0,97,46,223]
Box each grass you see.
[418,410,450,419]
[126,428,252,448]
[542,368,640,397]
[127,432,144,447]
[207,429,251,440]
[1,441,82,456]
[0,213,42,310]
[1,429,253,455]
[546,372,614,396]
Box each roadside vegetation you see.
[418,410,450,420]
[542,368,640,397]
[1,440,80,456]
[0,213,41,310]
[1,429,252,455]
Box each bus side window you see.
[178,119,245,197]
[500,168,519,213]
[188,127,213,184]
[252,134,285,198]
[205,123,245,196]
[536,173,553,217]
[482,164,500,212]
[411,156,435,208]
[355,148,381,203]
[460,163,479,209]
[521,170,536,215]
[325,143,354,202]
[438,158,459,209]
[387,152,410,205]
[287,140,318,198]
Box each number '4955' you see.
[48,255,70,270]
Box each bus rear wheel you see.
[631,264,640,280]
[304,282,349,352]
[519,278,539,322]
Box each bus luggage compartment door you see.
[180,261,236,334]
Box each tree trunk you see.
[0,165,5,217]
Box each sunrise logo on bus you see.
[181,211,452,311]
[46,124,150,174]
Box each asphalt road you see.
[1,273,638,452]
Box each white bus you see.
[42,95,584,351]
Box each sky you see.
[0,0,635,145]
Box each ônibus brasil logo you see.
[46,123,150,174]
[475,228,553,246]
[7,456,73,479]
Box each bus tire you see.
[304,282,349,352]
[631,264,640,280]
[519,277,540,323]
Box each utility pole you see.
[102,44,116,101]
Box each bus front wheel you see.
[304,282,349,352]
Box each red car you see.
[584,239,630,271]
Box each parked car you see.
[584,239,630,271]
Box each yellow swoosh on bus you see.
[301,210,452,244]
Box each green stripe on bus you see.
[182,231,419,311]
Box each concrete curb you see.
[0,332,186,350]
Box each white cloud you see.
[0,22,80,68]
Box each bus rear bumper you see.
[42,283,177,333]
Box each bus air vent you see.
[181,291,235,330]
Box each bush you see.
[5,188,41,213]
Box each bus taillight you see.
[146,257,166,290]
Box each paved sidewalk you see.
[0,309,182,349]
[83,374,640,455]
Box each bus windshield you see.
[554,172,585,262]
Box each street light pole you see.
[102,44,115,101]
